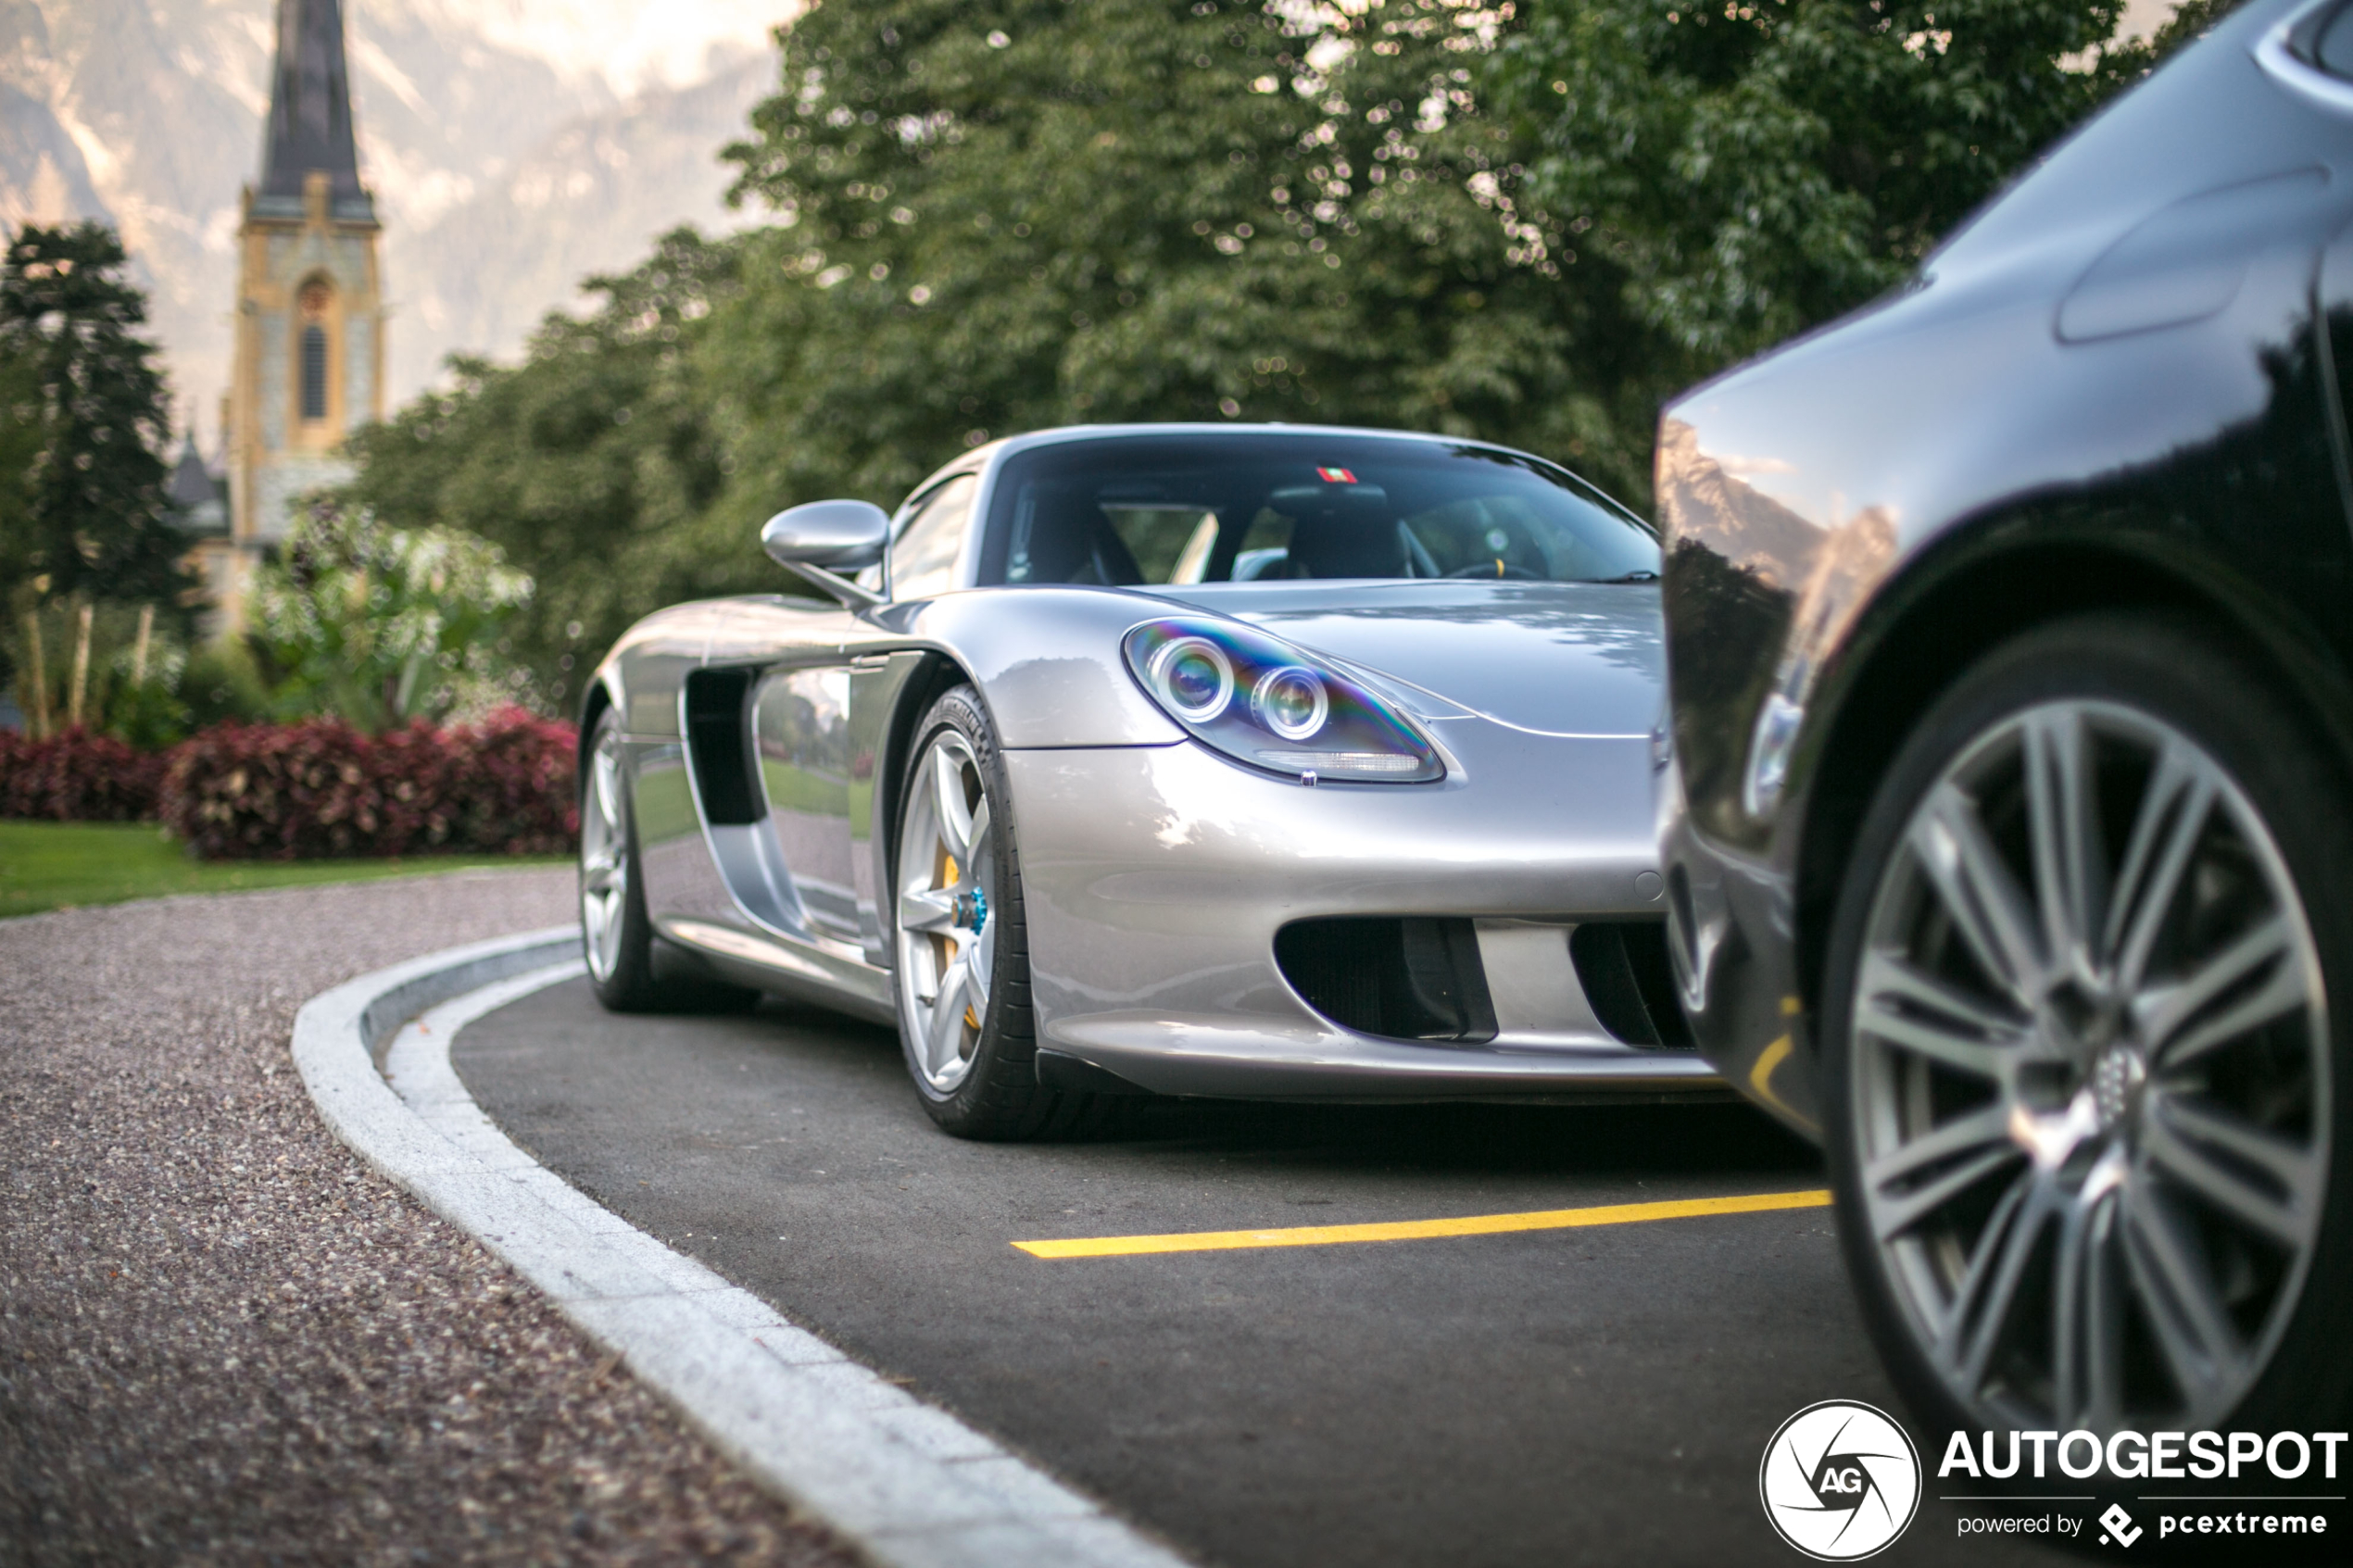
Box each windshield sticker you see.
[1315,467,1357,484]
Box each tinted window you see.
[979,434,1655,587]
[889,471,979,599]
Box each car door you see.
[694,596,862,952]
[743,469,983,941]
[749,658,862,947]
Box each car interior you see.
[995,458,1653,586]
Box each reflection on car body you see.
[576,423,1722,1141]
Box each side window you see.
[889,472,979,601]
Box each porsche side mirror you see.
[762,499,888,569]
[761,499,889,608]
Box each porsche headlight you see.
[1124,618,1443,784]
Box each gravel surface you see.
[0,870,855,1568]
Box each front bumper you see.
[1008,721,1727,1101]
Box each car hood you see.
[1147,580,1661,737]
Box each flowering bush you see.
[158,708,576,860]
[248,500,535,731]
[2,709,578,858]
[0,726,170,821]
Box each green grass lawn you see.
[0,821,570,920]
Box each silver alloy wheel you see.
[895,729,997,1095]
[579,724,629,984]
[1852,698,2330,1433]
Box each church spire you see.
[256,0,373,220]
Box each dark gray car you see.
[1657,0,2353,1439]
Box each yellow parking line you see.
[1013,1187,1832,1259]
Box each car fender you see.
[876,587,1189,749]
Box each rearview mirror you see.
[761,499,889,570]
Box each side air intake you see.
[682,667,760,824]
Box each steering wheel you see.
[1445,560,1543,580]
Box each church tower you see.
[216,0,384,621]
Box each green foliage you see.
[339,0,2185,667]
[0,223,195,621]
[712,0,1635,502]
[339,229,741,709]
[0,347,44,615]
[0,594,187,744]
[2141,0,2249,55]
[342,2,1642,690]
[247,500,534,733]
[1484,0,2145,407]
[175,637,276,733]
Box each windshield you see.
[976,433,1657,587]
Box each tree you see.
[0,223,193,610]
[0,342,43,697]
[1481,0,2154,435]
[248,499,535,732]
[340,0,2190,693]
[707,0,1640,508]
[346,3,1620,693]
[338,230,742,709]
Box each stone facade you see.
[207,0,384,625]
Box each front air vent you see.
[1275,917,1497,1044]
[1570,921,1694,1048]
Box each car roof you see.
[988,421,1527,461]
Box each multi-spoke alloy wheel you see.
[895,725,999,1096]
[887,686,1117,1141]
[580,720,630,985]
[1834,639,2341,1436]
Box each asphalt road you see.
[455,979,2065,1568]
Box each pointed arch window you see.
[297,280,333,424]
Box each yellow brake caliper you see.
[942,853,980,1035]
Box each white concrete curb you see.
[292,928,1190,1568]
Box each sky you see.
[419,0,795,96]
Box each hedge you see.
[0,728,170,822]
[1,709,577,859]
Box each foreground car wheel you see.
[1822,614,2353,1435]
[892,685,1119,1140]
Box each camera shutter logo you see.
[1759,1400,1921,1560]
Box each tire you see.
[890,685,1124,1140]
[1819,611,2353,1439]
[578,708,755,1014]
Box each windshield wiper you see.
[1589,570,1658,584]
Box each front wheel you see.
[891,685,1121,1140]
[1821,612,2353,1437]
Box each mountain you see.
[384,51,769,397]
[0,0,784,436]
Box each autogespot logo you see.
[1760,1400,1923,1561]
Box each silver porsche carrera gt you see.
[576,423,1721,1137]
